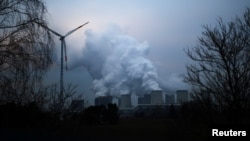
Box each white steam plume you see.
[82,25,161,97]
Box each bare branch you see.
[185,8,250,119]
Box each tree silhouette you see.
[105,103,119,124]
[0,0,53,105]
[184,8,250,122]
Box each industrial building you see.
[94,89,191,118]
[95,89,189,106]
[150,90,164,105]
[94,95,132,108]
[120,94,132,107]
[137,90,164,105]
[95,96,113,106]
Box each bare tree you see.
[184,8,250,120]
[46,83,83,116]
[0,0,54,104]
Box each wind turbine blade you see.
[35,21,62,37]
[63,40,68,71]
[47,28,63,37]
[64,22,89,37]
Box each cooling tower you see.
[176,90,189,104]
[120,94,132,107]
[95,96,113,106]
[150,90,163,105]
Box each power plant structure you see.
[120,94,132,107]
[94,95,132,108]
[137,90,190,105]
[94,96,113,106]
[137,90,164,105]
[94,89,190,107]
[95,90,190,117]
[94,89,190,118]
[150,90,164,105]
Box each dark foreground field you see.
[0,118,209,141]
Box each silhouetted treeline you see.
[0,102,57,128]
[184,7,250,125]
[0,102,119,128]
[179,101,250,124]
[79,103,119,125]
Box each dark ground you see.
[1,103,249,141]
[0,117,210,141]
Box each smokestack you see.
[120,94,132,107]
[150,90,163,105]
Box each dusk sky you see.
[43,0,249,106]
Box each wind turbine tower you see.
[38,22,89,106]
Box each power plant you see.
[120,94,132,107]
[94,89,190,118]
[94,96,113,106]
[94,89,189,107]
[150,90,164,105]
[138,90,164,105]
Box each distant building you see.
[176,90,189,104]
[138,94,151,105]
[165,94,175,105]
[95,96,113,106]
[120,94,132,107]
[150,90,164,105]
[70,100,84,112]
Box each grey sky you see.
[43,0,250,106]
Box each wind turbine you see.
[38,22,89,105]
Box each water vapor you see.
[82,25,161,97]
